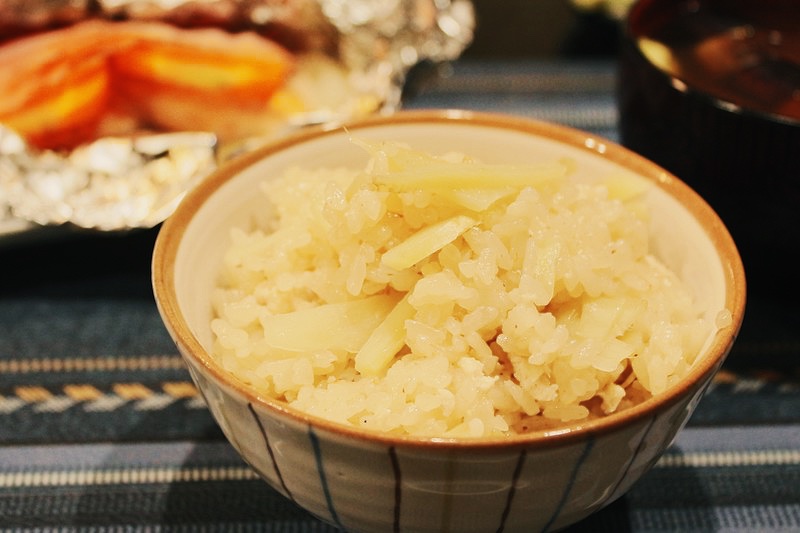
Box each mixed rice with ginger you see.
[210,140,719,438]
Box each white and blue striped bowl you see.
[152,110,746,532]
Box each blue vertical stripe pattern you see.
[496,449,528,533]
[389,446,403,533]
[308,426,344,530]
[541,437,596,533]
[607,414,658,503]
[440,454,457,533]
[247,402,295,502]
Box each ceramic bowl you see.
[152,110,746,533]
[617,0,800,294]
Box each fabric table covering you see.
[1,60,798,532]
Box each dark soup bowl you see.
[618,0,800,294]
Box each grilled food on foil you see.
[0,0,474,235]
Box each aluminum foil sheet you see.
[0,0,475,240]
[0,126,217,231]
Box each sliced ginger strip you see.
[381,215,478,271]
[355,294,415,376]
[368,143,570,192]
[259,294,401,353]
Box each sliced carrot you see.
[109,23,294,106]
[0,21,130,150]
[0,20,296,149]
[4,68,110,150]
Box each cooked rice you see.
[210,140,715,438]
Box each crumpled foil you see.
[0,0,474,237]
[0,126,217,231]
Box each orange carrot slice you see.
[0,21,133,150]
[109,22,294,106]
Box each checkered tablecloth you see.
[1,60,798,532]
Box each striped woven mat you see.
[1,60,798,532]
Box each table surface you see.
[1,59,799,532]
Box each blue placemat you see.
[1,60,799,532]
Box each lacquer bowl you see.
[617,0,800,293]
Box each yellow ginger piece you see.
[355,294,415,376]
[259,294,401,353]
[381,215,478,271]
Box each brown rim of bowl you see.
[624,0,800,128]
[152,109,746,451]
